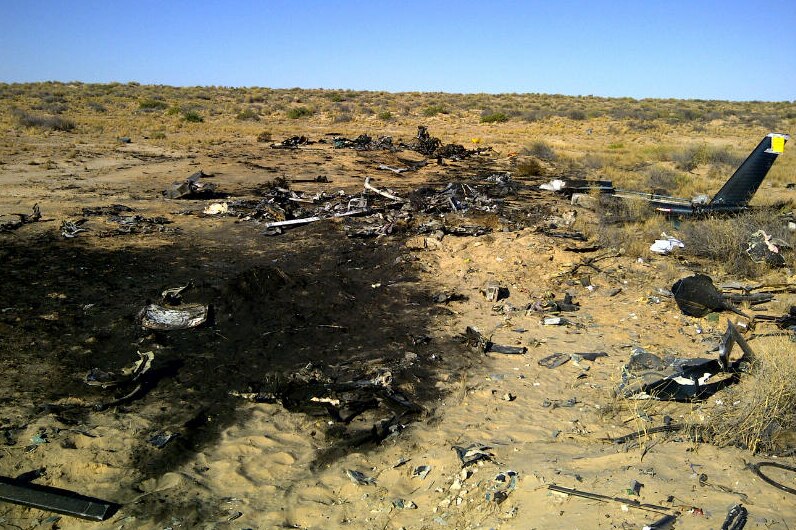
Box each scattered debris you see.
[60,219,88,238]
[538,352,570,369]
[672,274,749,318]
[0,204,42,232]
[333,134,394,151]
[392,498,417,510]
[403,126,488,160]
[378,164,409,174]
[101,213,174,236]
[642,514,678,530]
[720,504,748,530]
[483,281,508,302]
[0,475,118,521]
[747,461,796,496]
[529,293,580,313]
[539,178,614,195]
[203,202,229,215]
[291,175,330,183]
[82,204,134,216]
[161,281,194,305]
[464,327,526,355]
[85,351,154,389]
[617,322,753,401]
[485,470,518,504]
[139,303,210,330]
[412,465,431,480]
[231,363,420,439]
[148,431,179,448]
[364,177,406,203]
[547,484,674,515]
[272,135,313,149]
[542,316,574,326]
[345,469,376,486]
[605,423,684,445]
[746,230,789,267]
[164,171,218,199]
[452,443,493,467]
[649,233,684,255]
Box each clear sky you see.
[1,0,794,101]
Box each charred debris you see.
[165,127,532,238]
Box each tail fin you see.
[709,133,789,207]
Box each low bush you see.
[480,111,509,123]
[87,101,107,113]
[645,166,682,194]
[182,110,204,123]
[287,106,313,119]
[678,208,794,278]
[512,158,545,177]
[523,140,556,161]
[702,335,796,454]
[236,108,260,121]
[13,109,75,131]
[139,98,168,111]
[422,105,448,117]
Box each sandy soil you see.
[1,123,795,530]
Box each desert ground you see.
[1,84,795,529]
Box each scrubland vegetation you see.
[1,81,794,282]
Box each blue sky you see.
[1,0,794,101]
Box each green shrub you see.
[567,109,587,120]
[480,111,509,123]
[236,108,260,121]
[87,101,107,113]
[139,98,168,111]
[646,166,682,193]
[672,145,708,171]
[287,106,313,119]
[422,105,448,117]
[378,110,393,121]
[182,110,204,123]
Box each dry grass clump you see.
[678,208,794,278]
[511,157,546,178]
[523,140,556,161]
[701,335,796,454]
[585,196,667,257]
[12,108,75,131]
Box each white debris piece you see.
[649,233,684,255]
[203,202,229,215]
[539,179,566,191]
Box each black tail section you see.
[709,133,789,207]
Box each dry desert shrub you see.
[678,208,794,278]
[701,335,796,454]
[12,108,75,131]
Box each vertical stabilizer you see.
[709,133,789,206]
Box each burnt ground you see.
[0,220,453,472]
[0,133,565,527]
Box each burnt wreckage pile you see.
[203,172,522,238]
[190,126,520,237]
